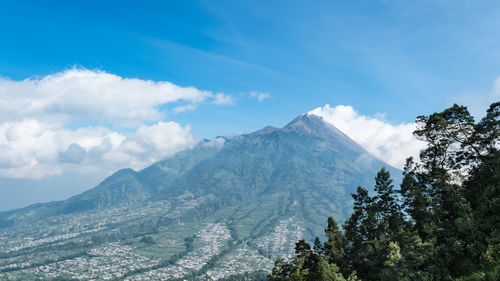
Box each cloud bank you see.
[0,119,195,179]
[309,105,426,169]
[0,68,236,179]
[0,68,235,126]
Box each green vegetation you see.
[270,102,499,281]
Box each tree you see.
[409,103,499,279]
[373,168,404,234]
[270,102,499,281]
[269,219,357,281]
[323,217,347,270]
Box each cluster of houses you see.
[0,205,305,280]
[256,218,304,260]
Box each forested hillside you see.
[270,102,500,281]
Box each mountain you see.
[0,113,401,280]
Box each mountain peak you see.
[283,113,365,153]
[249,125,279,136]
[284,113,339,137]
[284,113,327,131]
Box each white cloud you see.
[128,121,195,162]
[0,68,235,127]
[249,91,270,101]
[309,105,426,169]
[0,119,195,179]
[0,68,226,179]
[174,104,197,113]
[212,92,235,105]
[202,137,226,150]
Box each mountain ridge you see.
[0,113,403,280]
[1,113,399,218]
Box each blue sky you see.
[0,0,499,210]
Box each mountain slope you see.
[0,113,402,280]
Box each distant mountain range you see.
[0,113,401,280]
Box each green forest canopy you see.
[269,102,500,281]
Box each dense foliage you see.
[269,102,500,281]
